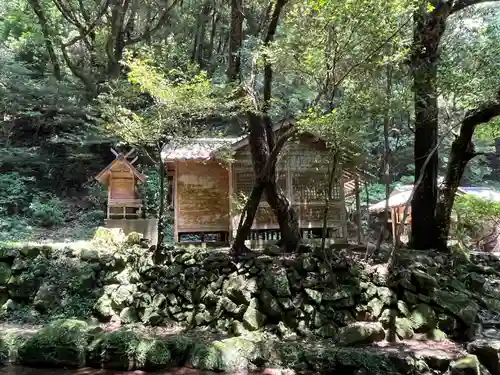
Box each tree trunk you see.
[376,63,393,252]
[227,0,244,81]
[435,94,500,250]
[27,0,62,80]
[106,0,130,77]
[232,182,265,251]
[410,5,449,250]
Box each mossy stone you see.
[18,319,89,368]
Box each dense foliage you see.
[1,0,500,248]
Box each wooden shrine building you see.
[368,184,500,243]
[95,149,146,219]
[162,125,366,245]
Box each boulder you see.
[410,303,437,332]
[367,298,384,318]
[448,355,483,375]
[18,319,89,368]
[337,322,385,346]
[94,294,115,319]
[187,338,255,371]
[467,339,500,375]
[33,282,61,312]
[323,285,359,302]
[377,286,396,305]
[125,232,143,245]
[433,290,479,327]
[80,249,99,262]
[259,290,282,317]
[88,330,140,370]
[119,307,138,324]
[395,317,414,339]
[0,263,11,285]
[243,306,265,331]
[223,273,257,304]
[7,272,37,299]
[412,269,438,291]
[93,227,125,246]
[304,288,322,304]
[262,268,291,297]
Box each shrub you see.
[28,195,66,227]
[453,195,500,245]
[0,172,34,215]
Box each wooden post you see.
[355,175,362,244]
[174,161,179,243]
[391,207,397,245]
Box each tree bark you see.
[27,0,63,80]
[410,3,451,250]
[232,125,296,252]
[435,95,500,250]
[227,0,244,81]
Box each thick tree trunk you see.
[232,182,265,251]
[107,1,129,77]
[246,112,300,251]
[410,5,450,250]
[435,94,500,250]
[27,0,62,80]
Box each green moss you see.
[87,329,173,371]
[18,319,89,368]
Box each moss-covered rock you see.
[433,290,479,327]
[449,355,482,375]
[243,306,265,331]
[125,232,143,246]
[259,290,282,317]
[395,317,414,339]
[88,329,168,370]
[33,282,61,312]
[367,297,384,318]
[262,268,291,297]
[223,273,257,304]
[410,303,437,332]
[187,338,255,371]
[18,319,89,368]
[7,272,37,299]
[0,263,11,285]
[337,322,385,346]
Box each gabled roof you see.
[95,154,146,185]
[161,137,244,161]
[368,185,500,213]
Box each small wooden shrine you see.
[95,149,146,219]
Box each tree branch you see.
[62,0,110,47]
[125,0,181,45]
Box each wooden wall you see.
[231,135,348,238]
[176,160,230,234]
[109,161,136,200]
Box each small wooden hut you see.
[95,149,146,219]
[161,124,367,246]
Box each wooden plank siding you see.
[170,133,351,242]
[176,160,230,234]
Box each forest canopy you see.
[1,0,500,250]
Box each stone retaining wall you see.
[1,233,500,346]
